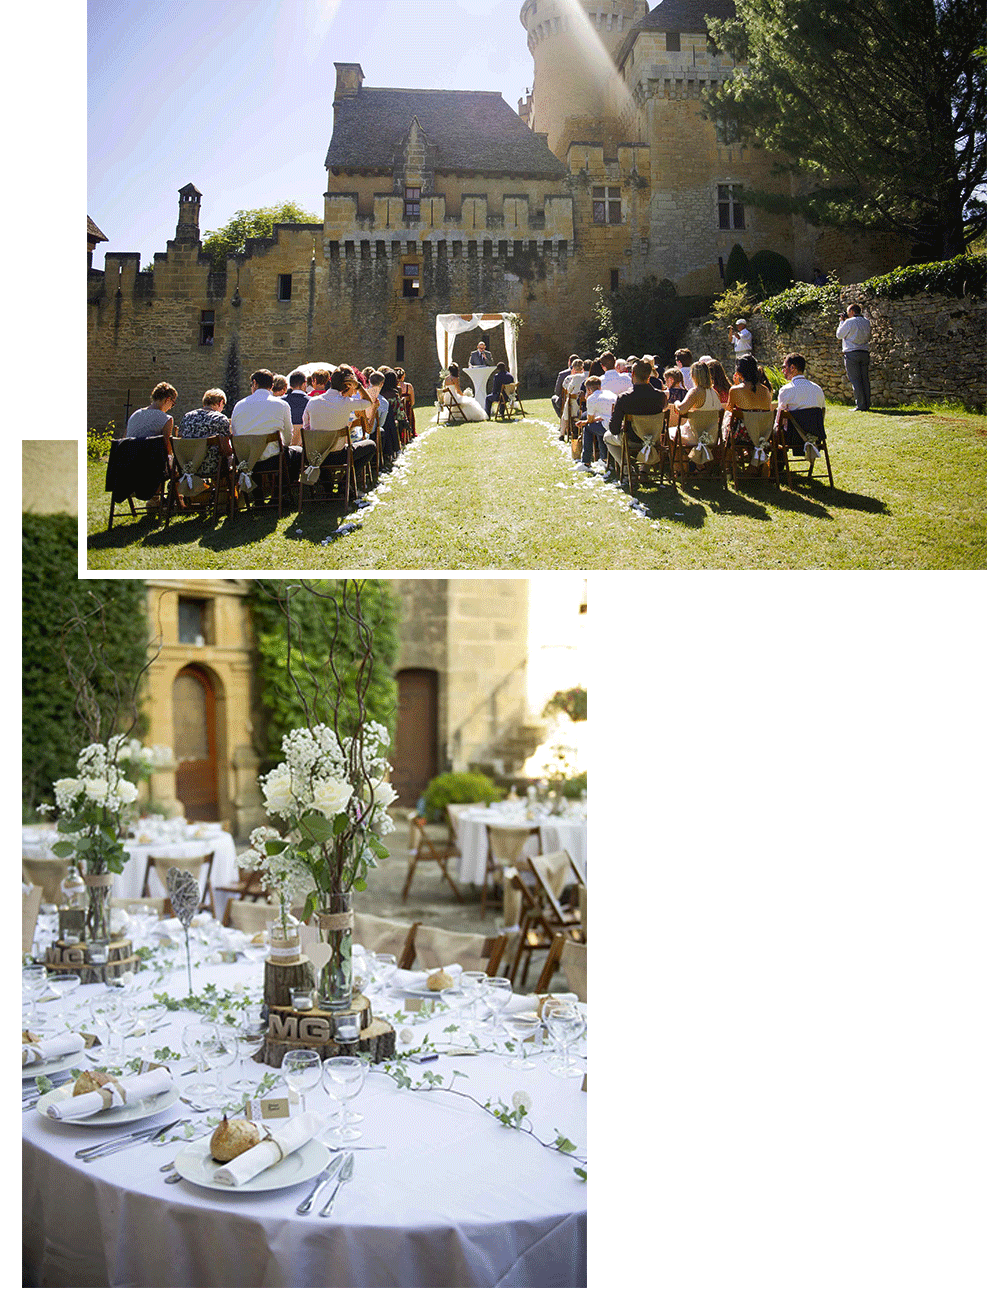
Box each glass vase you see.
[82,870,113,945]
[269,912,301,965]
[317,893,353,1012]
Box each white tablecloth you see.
[22,956,586,1287]
[464,364,494,401]
[455,808,587,887]
[23,825,239,912]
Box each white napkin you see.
[22,1031,86,1068]
[503,993,540,1015]
[46,1066,174,1120]
[213,1111,324,1187]
[395,963,463,989]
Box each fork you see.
[318,1152,354,1216]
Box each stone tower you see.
[519,0,649,158]
[175,183,202,245]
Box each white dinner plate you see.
[22,1049,88,1079]
[400,982,459,999]
[35,1082,180,1125]
[173,1136,331,1192]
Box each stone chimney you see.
[176,183,202,244]
[333,63,364,105]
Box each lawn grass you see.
[85,396,986,571]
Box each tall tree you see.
[705,0,987,259]
[202,202,320,270]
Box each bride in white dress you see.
[439,364,489,422]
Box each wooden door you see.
[391,669,438,807]
[173,665,219,821]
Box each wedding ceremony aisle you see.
[85,398,985,571]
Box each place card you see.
[403,997,424,1012]
[242,1093,302,1121]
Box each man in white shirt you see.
[229,369,298,503]
[577,376,617,466]
[301,365,377,474]
[599,351,633,397]
[728,319,753,357]
[836,302,872,410]
[776,353,826,461]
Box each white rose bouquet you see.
[248,719,398,916]
[51,734,140,878]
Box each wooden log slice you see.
[255,1019,396,1068]
[42,940,139,985]
[263,956,317,1009]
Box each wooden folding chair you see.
[535,933,587,1000]
[437,386,471,425]
[669,409,725,487]
[504,867,554,987]
[722,409,776,490]
[352,911,417,969]
[216,865,270,926]
[23,884,44,955]
[298,427,355,513]
[621,411,667,492]
[164,436,232,524]
[404,923,508,976]
[227,900,277,935]
[229,432,287,515]
[496,382,526,420]
[776,407,834,489]
[402,815,464,902]
[22,857,72,905]
[483,824,542,918]
[142,851,216,917]
[529,856,583,937]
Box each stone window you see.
[592,186,622,224]
[396,334,405,362]
[198,310,214,346]
[666,32,680,52]
[715,115,741,145]
[718,184,745,229]
[277,274,292,301]
[404,187,421,220]
[610,268,620,292]
[178,597,211,646]
[402,263,420,297]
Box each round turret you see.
[520,0,649,158]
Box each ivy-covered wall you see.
[22,515,150,814]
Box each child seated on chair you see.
[576,376,616,466]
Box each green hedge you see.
[758,280,842,331]
[861,253,986,301]
[248,581,399,768]
[423,771,505,822]
[22,515,149,813]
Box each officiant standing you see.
[469,340,494,367]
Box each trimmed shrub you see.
[724,243,750,288]
[422,771,505,822]
[748,249,794,297]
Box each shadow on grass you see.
[785,478,891,516]
[633,476,771,528]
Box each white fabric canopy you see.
[435,314,517,379]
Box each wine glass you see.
[483,977,512,1049]
[459,971,487,1038]
[49,973,82,1014]
[281,1049,322,1112]
[207,1025,239,1109]
[372,953,397,1001]
[228,1007,267,1094]
[22,965,48,1026]
[545,1003,585,1078]
[322,1055,366,1143]
[502,1010,542,1070]
[182,1021,219,1103]
[241,935,269,968]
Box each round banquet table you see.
[454,806,587,888]
[22,824,239,914]
[22,954,587,1287]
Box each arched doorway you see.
[391,668,439,807]
[173,664,219,821]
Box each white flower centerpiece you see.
[248,719,398,1010]
[51,735,140,945]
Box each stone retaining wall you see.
[683,285,986,409]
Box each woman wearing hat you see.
[728,319,753,358]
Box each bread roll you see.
[210,1115,261,1162]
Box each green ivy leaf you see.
[51,841,75,858]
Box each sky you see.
[87,0,540,260]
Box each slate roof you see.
[326,87,566,178]
[616,0,736,68]
[88,216,108,242]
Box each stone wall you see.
[683,285,987,409]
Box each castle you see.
[87,0,903,432]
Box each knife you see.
[319,1152,354,1217]
[76,1118,185,1160]
[295,1154,345,1215]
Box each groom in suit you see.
[485,361,514,417]
[469,340,494,367]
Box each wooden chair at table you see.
[483,824,542,919]
[503,866,554,987]
[227,900,278,935]
[402,813,464,903]
[404,923,509,977]
[531,849,585,915]
[110,896,168,918]
[535,933,587,1001]
[22,857,72,906]
[23,884,44,955]
[529,855,583,939]
[142,851,216,917]
[297,427,358,513]
[775,406,834,489]
[668,408,725,488]
[352,911,418,969]
[229,432,288,515]
[216,864,271,926]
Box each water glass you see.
[281,1049,322,1111]
[502,1011,542,1069]
[182,1021,220,1103]
[322,1055,367,1143]
[545,1003,585,1078]
[483,976,512,1047]
[23,965,48,1024]
[459,971,487,1036]
[373,953,397,999]
[229,1007,267,1093]
[208,1025,240,1108]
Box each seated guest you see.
[126,382,177,440]
[285,371,310,446]
[577,376,617,467]
[706,359,732,405]
[671,360,722,469]
[552,354,580,418]
[726,355,773,416]
[378,367,402,465]
[600,352,632,397]
[560,358,586,433]
[301,364,377,474]
[308,368,330,398]
[271,374,289,398]
[776,352,826,457]
[485,360,515,417]
[229,369,299,505]
[178,388,232,479]
[605,359,666,476]
[674,349,694,391]
[663,368,686,404]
